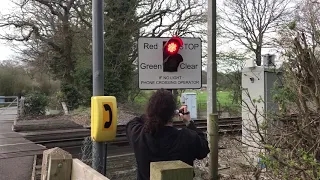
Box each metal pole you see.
[207,0,218,179]
[92,0,107,175]
[209,0,217,114]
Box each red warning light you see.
[164,37,183,55]
[163,37,184,72]
[166,42,179,54]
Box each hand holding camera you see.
[178,105,191,123]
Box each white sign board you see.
[138,37,202,89]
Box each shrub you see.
[24,92,49,116]
[60,83,82,111]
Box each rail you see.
[0,96,18,106]
[23,117,242,149]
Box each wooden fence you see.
[0,96,18,107]
[41,147,193,180]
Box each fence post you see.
[19,97,25,117]
[15,97,19,125]
[17,97,20,118]
[41,147,72,180]
[61,102,69,115]
[150,160,193,180]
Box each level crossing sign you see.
[138,37,202,89]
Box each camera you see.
[175,109,190,115]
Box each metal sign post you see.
[207,0,218,179]
[92,0,106,175]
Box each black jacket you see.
[126,116,210,180]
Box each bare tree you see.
[0,0,89,83]
[75,0,207,64]
[238,1,320,179]
[0,0,207,107]
[0,0,207,87]
[218,0,291,66]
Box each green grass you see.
[133,90,236,112]
[187,90,234,111]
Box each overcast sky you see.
[0,0,16,61]
[1,0,217,62]
[0,0,282,66]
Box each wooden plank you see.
[0,96,18,99]
[71,159,110,180]
[0,102,18,105]
[31,155,37,180]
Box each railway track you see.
[23,117,241,149]
[30,117,242,180]
[30,114,314,179]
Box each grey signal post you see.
[207,0,218,179]
[92,0,107,176]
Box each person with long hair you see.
[126,89,210,180]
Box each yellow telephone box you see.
[91,96,117,142]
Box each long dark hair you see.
[143,89,176,135]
